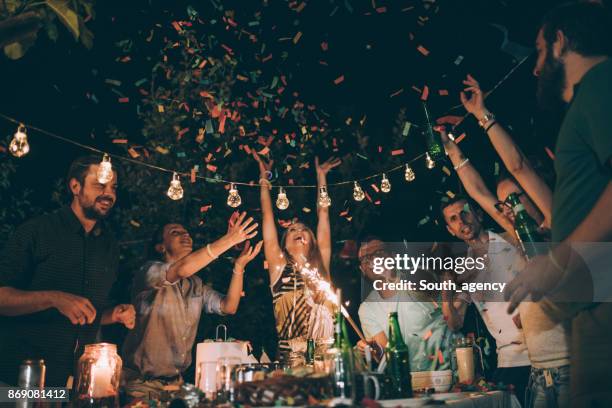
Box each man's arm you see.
[0,287,54,315]
[439,129,515,236]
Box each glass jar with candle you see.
[75,343,122,407]
[451,337,483,385]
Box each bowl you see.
[410,370,453,392]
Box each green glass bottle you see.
[306,339,315,365]
[506,192,545,259]
[385,312,413,398]
[422,102,445,161]
[330,295,355,403]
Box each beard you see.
[80,194,114,220]
[536,49,567,112]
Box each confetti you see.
[333,75,345,85]
[417,45,430,56]
[420,85,430,101]
[391,149,404,156]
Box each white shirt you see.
[467,231,531,368]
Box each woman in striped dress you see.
[253,151,341,361]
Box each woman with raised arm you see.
[253,151,341,361]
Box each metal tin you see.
[18,359,46,388]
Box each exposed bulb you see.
[447,131,456,142]
[167,172,184,200]
[405,164,416,182]
[318,186,331,208]
[227,183,242,208]
[9,124,29,158]
[97,154,114,184]
[276,187,290,210]
[425,152,436,169]
[353,181,365,201]
[380,173,391,193]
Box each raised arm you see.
[461,75,553,228]
[220,240,263,314]
[252,152,285,283]
[165,212,258,283]
[437,127,516,236]
[315,156,341,277]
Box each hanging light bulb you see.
[425,152,436,169]
[318,186,331,208]
[353,181,365,201]
[97,153,114,184]
[405,164,416,182]
[167,172,184,200]
[276,187,290,210]
[380,173,391,193]
[9,124,29,158]
[227,183,242,208]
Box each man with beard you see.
[504,2,612,406]
[0,155,135,387]
[440,196,531,401]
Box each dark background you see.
[0,0,588,380]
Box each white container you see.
[410,370,453,392]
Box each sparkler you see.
[298,263,366,342]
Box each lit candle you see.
[91,353,114,398]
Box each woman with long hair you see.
[253,151,341,361]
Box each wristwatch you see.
[478,111,495,128]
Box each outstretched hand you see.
[235,240,264,270]
[226,211,259,246]
[252,151,274,178]
[315,156,342,176]
[460,74,488,119]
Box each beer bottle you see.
[506,192,545,259]
[422,102,445,161]
[330,292,355,403]
[306,339,315,365]
[385,312,413,398]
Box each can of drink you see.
[18,359,46,388]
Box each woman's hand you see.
[235,240,264,270]
[252,151,274,179]
[226,212,259,246]
[460,74,488,119]
[315,156,341,177]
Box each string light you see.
[405,164,416,182]
[9,124,29,157]
[425,152,436,169]
[97,153,114,184]
[380,173,391,193]
[276,187,290,210]
[318,186,331,208]
[227,183,242,208]
[447,131,456,142]
[167,172,184,200]
[353,181,365,201]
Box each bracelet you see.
[478,112,495,128]
[484,120,498,133]
[206,244,218,260]
[454,158,470,171]
[233,268,245,275]
[259,178,272,188]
